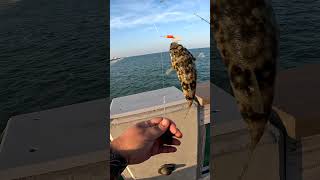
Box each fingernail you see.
[161,119,169,127]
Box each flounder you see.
[212,0,279,151]
[212,0,279,179]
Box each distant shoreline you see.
[114,46,210,59]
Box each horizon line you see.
[111,45,210,58]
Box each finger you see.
[160,130,181,145]
[169,123,177,135]
[158,145,177,154]
[145,118,170,139]
[136,117,163,128]
[163,138,181,146]
[173,128,183,138]
[148,117,176,127]
[170,124,182,138]
[146,117,163,127]
[168,122,183,138]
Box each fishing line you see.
[193,0,210,25]
[194,12,210,24]
[153,23,166,117]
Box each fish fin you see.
[249,75,265,113]
[194,96,201,106]
[165,67,174,76]
[182,97,199,121]
[182,102,192,121]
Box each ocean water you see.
[1,0,320,133]
[0,0,107,131]
[110,48,210,99]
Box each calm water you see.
[0,0,107,131]
[110,48,210,99]
[1,0,320,133]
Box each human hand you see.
[110,117,183,165]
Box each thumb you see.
[145,118,170,140]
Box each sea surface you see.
[1,0,320,133]
[0,0,107,131]
[110,48,210,99]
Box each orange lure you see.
[161,35,181,42]
[163,35,175,38]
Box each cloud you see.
[142,26,157,32]
[110,0,210,57]
[110,0,206,30]
[111,11,197,29]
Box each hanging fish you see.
[213,0,279,152]
[168,42,200,108]
[212,0,279,178]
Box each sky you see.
[110,0,210,58]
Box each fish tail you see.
[182,103,192,121]
[183,97,200,121]
[238,121,266,180]
[194,96,201,106]
[238,147,256,180]
[249,129,264,151]
[247,119,267,151]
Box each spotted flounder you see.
[212,0,279,150]
[169,42,200,107]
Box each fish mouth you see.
[170,42,179,49]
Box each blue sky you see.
[110,0,210,57]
